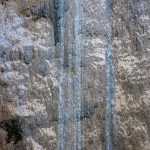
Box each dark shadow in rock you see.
[0,78,9,88]
[23,47,33,64]
[72,101,100,122]
[0,49,23,62]
[0,118,23,144]
[30,0,69,45]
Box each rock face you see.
[0,0,150,150]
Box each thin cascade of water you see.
[57,0,65,149]
[105,38,114,150]
[56,0,117,149]
[104,0,117,149]
[65,8,76,148]
[73,0,82,149]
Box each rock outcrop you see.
[0,0,149,150]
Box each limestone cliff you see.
[0,0,149,150]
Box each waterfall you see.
[57,0,65,149]
[56,0,117,149]
[104,37,114,150]
[73,0,82,149]
[57,0,82,149]
[104,0,117,149]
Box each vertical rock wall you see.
[113,0,150,149]
[0,0,149,150]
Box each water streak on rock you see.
[73,0,82,149]
[57,0,65,149]
[104,0,117,150]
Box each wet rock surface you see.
[0,0,149,150]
